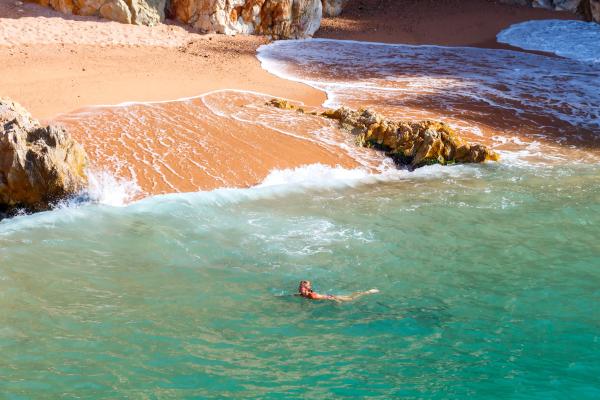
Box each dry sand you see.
[0,1,325,120]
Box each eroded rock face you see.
[321,107,500,168]
[0,99,88,215]
[169,0,322,38]
[500,0,600,22]
[32,0,323,36]
[322,0,347,17]
[32,0,165,26]
[267,99,499,168]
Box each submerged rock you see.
[268,99,499,168]
[0,99,88,215]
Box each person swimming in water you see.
[297,280,379,302]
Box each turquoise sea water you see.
[1,163,599,398]
[3,36,600,398]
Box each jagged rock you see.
[267,98,296,110]
[31,0,165,26]
[129,0,167,26]
[322,0,347,17]
[169,0,322,38]
[0,99,88,215]
[99,0,132,24]
[500,0,600,22]
[32,0,323,34]
[268,99,499,168]
[321,107,499,168]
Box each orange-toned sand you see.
[0,1,326,120]
[55,92,365,195]
[0,0,580,196]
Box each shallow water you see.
[3,37,600,398]
[258,39,600,163]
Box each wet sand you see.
[316,0,577,49]
[0,0,583,196]
[0,0,577,120]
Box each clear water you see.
[1,163,600,398]
[2,37,600,398]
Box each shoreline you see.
[0,0,578,120]
[0,0,585,197]
[0,39,327,121]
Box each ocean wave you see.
[497,19,600,64]
[0,162,488,232]
[258,38,600,161]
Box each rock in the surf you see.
[321,107,499,168]
[267,99,499,168]
[322,0,348,17]
[0,99,88,215]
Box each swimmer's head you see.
[298,280,312,296]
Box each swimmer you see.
[297,280,379,302]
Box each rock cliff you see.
[32,0,323,38]
[0,99,88,216]
[169,0,322,38]
[500,0,600,22]
[268,99,499,168]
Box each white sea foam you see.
[258,164,372,188]
[86,170,141,206]
[0,161,492,233]
[497,20,600,64]
[258,38,600,165]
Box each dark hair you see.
[298,280,312,293]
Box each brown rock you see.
[169,0,322,38]
[0,99,88,215]
[270,101,498,169]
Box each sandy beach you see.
[0,0,576,120]
[0,0,579,195]
[316,0,576,49]
[0,1,325,120]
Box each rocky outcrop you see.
[268,99,499,168]
[0,99,88,216]
[500,0,600,22]
[33,0,166,26]
[322,0,347,17]
[32,0,322,37]
[169,0,322,38]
